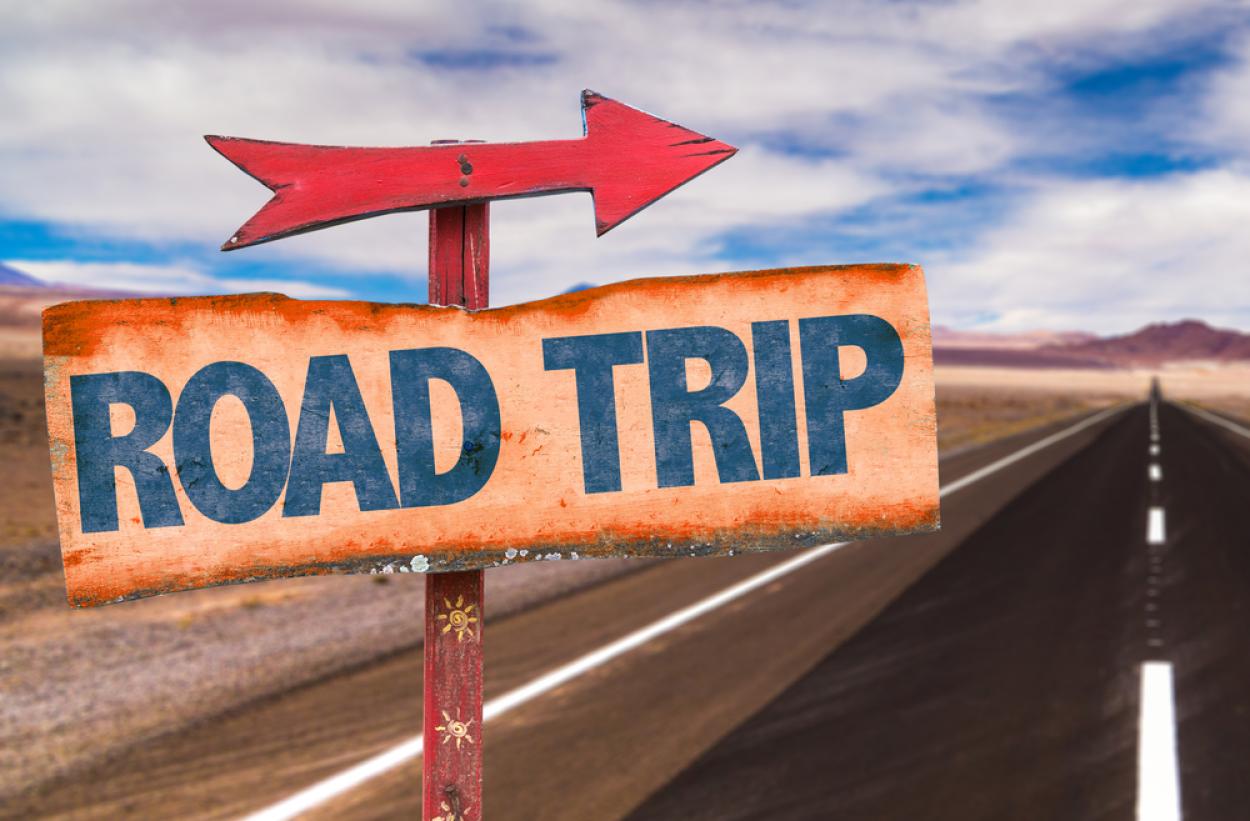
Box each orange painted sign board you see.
[43,264,938,606]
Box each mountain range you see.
[934,318,1250,368]
[0,263,135,329]
[1044,320,1250,365]
[0,262,43,287]
[932,326,1098,350]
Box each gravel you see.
[0,548,648,801]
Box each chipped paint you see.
[43,264,938,606]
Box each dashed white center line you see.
[1148,507,1166,545]
[1137,662,1183,821]
[1139,399,1179,818]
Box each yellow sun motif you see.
[435,709,475,749]
[437,595,478,642]
[432,800,466,821]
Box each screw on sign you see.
[40,91,940,818]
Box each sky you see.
[3,0,1250,333]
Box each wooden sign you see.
[44,263,937,606]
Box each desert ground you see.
[4,324,1248,805]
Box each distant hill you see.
[1045,319,1250,365]
[932,323,1114,368]
[932,325,1097,350]
[0,263,43,287]
[934,319,1250,368]
[932,346,1112,369]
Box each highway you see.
[632,399,1250,820]
[15,395,1248,820]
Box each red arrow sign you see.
[207,90,736,250]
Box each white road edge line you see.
[241,402,1129,821]
[1137,661,1182,821]
[1183,403,1250,439]
[935,404,1125,498]
[1148,507,1166,546]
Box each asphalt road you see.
[630,400,1250,821]
[20,399,1244,820]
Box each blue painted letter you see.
[751,320,801,480]
[285,355,398,517]
[173,362,291,524]
[390,347,501,507]
[799,314,904,476]
[542,332,644,493]
[647,326,760,488]
[71,371,183,533]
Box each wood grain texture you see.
[428,204,489,310]
[424,200,487,821]
[424,568,484,821]
[206,91,736,249]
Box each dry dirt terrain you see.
[1190,395,1250,423]
[936,362,1250,400]
[934,382,1116,453]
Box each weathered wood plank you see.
[42,264,938,606]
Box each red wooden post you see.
[202,95,741,819]
[428,200,489,309]
[424,142,488,821]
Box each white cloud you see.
[8,260,350,299]
[930,168,1250,332]
[214,278,353,299]
[0,0,1241,328]
[1197,29,1250,155]
[0,0,1212,229]
[924,0,1211,48]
